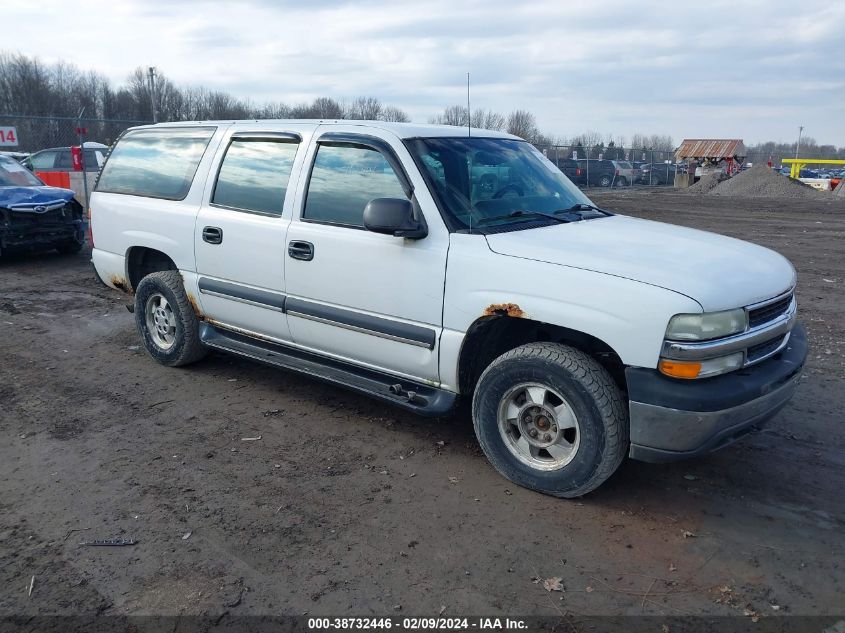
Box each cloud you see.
[3,0,844,144]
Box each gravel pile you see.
[686,171,729,193]
[707,164,823,199]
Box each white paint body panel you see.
[439,234,702,388]
[284,124,449,382]
[192,124,315,342]
[90,124,230,287]
[484,215,796,312]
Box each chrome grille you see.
[746,335,787,363]
[748,294,793,328]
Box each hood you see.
[484,215,796,312]
[0,185,76,208]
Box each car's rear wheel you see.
[134,270,207,367]
[472,343,628,498]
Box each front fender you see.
[439,234,701,391]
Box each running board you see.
[199,322,457,417]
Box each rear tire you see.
[134,270,207,367]
[472,343,628,498]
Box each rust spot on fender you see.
[483,303,526,318]
[186,292,203,320]
[110,275,133,295]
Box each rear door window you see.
[96,127,215,200]
[212,138,299,216]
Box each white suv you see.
[90,120,806,497]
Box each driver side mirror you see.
[363,198,427,239]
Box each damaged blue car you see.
[0,154,86,256]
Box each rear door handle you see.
[202,226,223,245]
[288,240,314,261]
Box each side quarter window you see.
[212,139,299,216]
[303,143,407,228]
[30,150,57,170]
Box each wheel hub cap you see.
[497,383,581,471]
[145,293,177,351]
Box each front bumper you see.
[0,220,86,251]
[626,322,807,463]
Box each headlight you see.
[665,308,747,341]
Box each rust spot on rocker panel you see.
[186,293,204,319]
[483,303,526,318]
[110,275,133,295]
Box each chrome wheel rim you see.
[145,293,177,351]
[497,383,580,471]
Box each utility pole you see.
[148,67,158,123]
[76,107,89,210]
[795,125,803,159]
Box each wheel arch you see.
[125,246,178,292]
[457,315,627,397]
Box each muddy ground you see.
[1,190,844,629]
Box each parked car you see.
[574,159,617,187]
[91,121,806,498]
[612,160,635,186]
[552,157,583,184]
[25,143,108,173]
[0,154,86,256]
[643,163,677,185]
[0,150,30,163]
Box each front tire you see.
[598,175,612,187]
[134,270,207,367]
[472,343,628,498]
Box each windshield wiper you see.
[476,210,573,227]
[556,203,613,217]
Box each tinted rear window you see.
[212,138,298,215]
[96,127,215,200]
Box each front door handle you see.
[202,226,223,245]
[288,240,314,261]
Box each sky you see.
[5,0,845,146]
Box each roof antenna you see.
[466,72,471,138]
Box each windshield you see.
[407,137,595,231]
[0,156,43,187]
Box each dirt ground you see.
[1,190,844,628]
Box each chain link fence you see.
[0,114,150,154]
[538,145,679,188]
[533,144,810,189]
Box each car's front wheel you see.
[598,175,612,187]
[134,270,207,367]
[472,343,628,498]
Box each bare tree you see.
[472,109,506,131]
[430,106,505,130]
[429,105,468,126]
[506,110,537,141]
[347,96,383,120]
[379,105,410,122]
[311,97,344,119]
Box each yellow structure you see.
[782,158,845,178]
